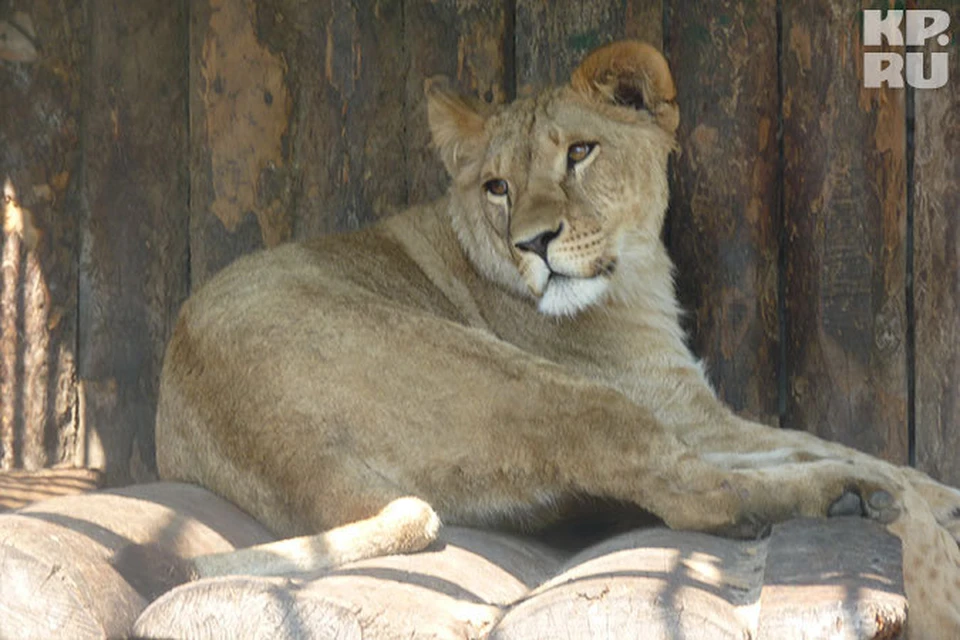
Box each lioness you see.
[157,41,960,637]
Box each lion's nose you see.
[515,224,563,262]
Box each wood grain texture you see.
[667,0,780,425]
[913,3,960,486]
[404,0,510,203]
[265,0,407,240]
[0,3,84,471]
[188,0,292,287]
[189,0,409,288]
[128,515,904,640]
[0,483,275,638]
[79,1,189,485]
[493,527,763,639]
[516,0,663,94]
[135,526,560,640]
[757,518,906,639]
[497,521,904,639]
[781,0,908,462]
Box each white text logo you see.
[863,10,951,89]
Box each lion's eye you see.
[484,179,509,197]
[567,142,597,169]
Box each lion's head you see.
[426,41,679,317]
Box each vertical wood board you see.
[189,0,293,287]
[0,3,84,470]
[667,0,781,425]
[914,2,960,485]
[516,0,663,94]
[78,0,190,484]
[281,0,408,240]
[781,1,909,463]
[403,0,510,204]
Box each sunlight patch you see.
[3,178,38,250]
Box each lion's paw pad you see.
[868,489,895,510]
[828,489,900,524]
[866,489,901,524]
[828,491,864,518]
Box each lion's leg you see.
[692,413,960,544]
[887,483,960,640]
[899,466,960,545]
[193,496,440,578]
[681,414,960,636]
[660,395,960,529]
[163,290,908,576]
[576,442,903,537]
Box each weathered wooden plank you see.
[494,528,763,639]
[515,0,663,94]
[781,1,908,462]
[189,0,408,288]
[0,483,275,638]
[0,4,84,471]
[78,1,190,485]
[914,3,960,486]
[403,0,510,203]
[286,0,407,238]
[667,0,780,425]
[494,520,904,639]
[136,526,560,640]
[757,518,906,639]
[189,0,293,287]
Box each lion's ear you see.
[570,40,679,134]
[425,76,487,177]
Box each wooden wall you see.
[0,0,957,488]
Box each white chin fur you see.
[537,276,609,316]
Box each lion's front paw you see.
[663,457,907,539]
[828,487,901,524]
[796,460,904,525]
[723,459,905,533]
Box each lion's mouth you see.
[544,258,617,282]
[538,270,612,316]
[545,257,617,282]
[519,251,618,316]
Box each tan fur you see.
[156,41,960,638]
